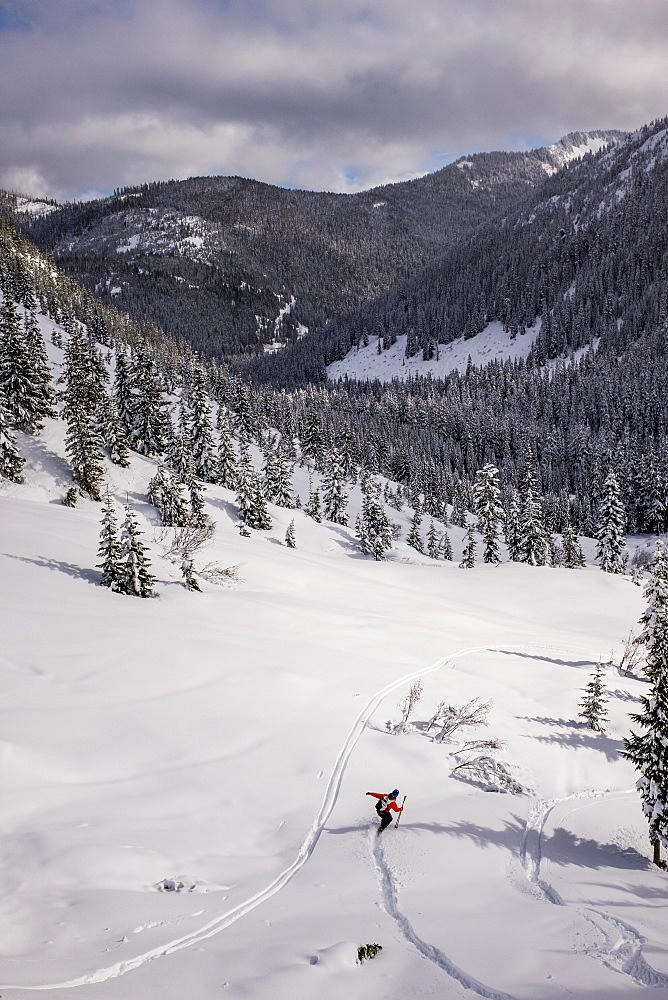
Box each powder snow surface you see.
[327,320,540,383]
[1,314,667,1000]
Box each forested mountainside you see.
[14,131,623,359]
[266,118,668,386]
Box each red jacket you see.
[369,792,402,813]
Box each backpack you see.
[375,794,390,816]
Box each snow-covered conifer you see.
[321,447,349,525]
[0,392,24,482]
[128,349,166,457]
[596,470,627,574]
[304,486,322,522]
[113,348,134,437]
[439,529,453,561]
[285,519,296,548]
[92,392,130,467]
[579,663,609,732]
[187,369,217,481]
[97,492,123,591]
[518,451,548,566]
[474,464,504,564]
[504,488,522,562]
[427,520,440,559]
[562,516,585,568]
[357,479,393,560]
[406,508,424,553]
[119,505,155,598]
[181,556,201,591]
[215,407,238,489]
[0,294,50,432]
[459,521,477,568]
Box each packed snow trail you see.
[0,642,597,991]
[520,790,668,988]
[371,831,517,1000]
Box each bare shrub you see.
[428,697,492,742]
[393,681,423,734]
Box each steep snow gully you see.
[0,643,659,994]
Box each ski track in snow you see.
[0,642,614,992]
[371,831,517,1000]
[520,790,668,988]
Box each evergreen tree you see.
[215,407,238,489]
[285,519,296,548]
[187,369,217,481]
[181,556,201,591]
[504,488,523,562]
[637,541,668,671]
[562,515,586,568]
[0,293,50,432]
[439,529,453,561]
[357,480,393,560]
[623,599,668,866]
[96,492,123,591]
[474,464,504,564]
[518,451,548,566]
[60,325,104,500]
[128,349,166,457]
[579,663,609,732]
[406,508,424,553]
[119,504,155,597]
[427,520,440,559]
[92,392,130,467]
[300,410,324,466]
[114,348,135,437]
[0,392,24,482]
[459,521,477,568]
[304,485,322,522]
[23,309,56,423]
[596,470,627,574]
[187,472,208,528]
[263,437,296,507]
[321,446,349,524]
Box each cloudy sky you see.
[1,0,666,201]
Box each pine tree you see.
[0,294,50,433]
[439,529,453,561]
[579,663,609,731]
[637,541,668,672]
[562,515,586,568]
[23,309,56,423]
[596,470,627,574]
[285,519,296,548]
[128,349,166,457]
[114,348,134,437]
[181,556,201,591]
[300,411,324,466]
[406,509,424,552]
[97,492,123,591]
[357,480,393,560]
[92,392,130,467]
[215,407,238,489]
[60,324,105,500]
[0,392,24,482]
[518,451,548,566]
[119,505,155,597]
[304,486,322,522]
[504,488,523,562]
[474,464,504,564]
[427,520,440,559]
[623,597,668,867]
[187,369,217,481]
[459,521,477,568]
[321,446,349,525]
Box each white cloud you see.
[0,0,666,199]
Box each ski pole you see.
[395,795,407,828]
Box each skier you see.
[366,788,403,833]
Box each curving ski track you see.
[0,641,612,992]
[371,832,517,1000]
[520,790,668,988]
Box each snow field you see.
[1,314,667,998]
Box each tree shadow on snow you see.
[409,816,651,871]
[498,649,595,670]
[530,730,624,763]
[5,552,99,585]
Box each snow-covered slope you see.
[327,320,541,383]
[1,312,667,999]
